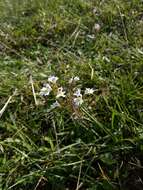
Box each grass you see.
[0,0,143,189]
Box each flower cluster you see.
[39,75,95,112]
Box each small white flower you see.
[74,76,80,81]
[73,96,83,106]
[69,78,73,83]
[50,101,61,109]
[94,23,101,32]
[85,88,95,95]
[48,75,58,84]
[40,84,52,96]
[56,87,66,98]
[44,83,52,88]
[69,76,80,83]
[73,88,82,97]
[93,7,97,14]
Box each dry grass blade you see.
[0,90,16,118]
[30,75,38,106]
[75,159,83,190]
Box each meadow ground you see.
[0,0,143,189]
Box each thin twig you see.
[75,159,83,190]
[34,176,48,190]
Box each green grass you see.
[0,0,143,189]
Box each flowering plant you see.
[39,75,95,118]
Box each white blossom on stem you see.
[40,84,52,96]
[50,101,61,109]
[85,88,95,95]
[73,96,83,106]
[69,76,80,83]
[56,87,66,98]
[73,88,82,97]
[48,76,58,84]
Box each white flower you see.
[40,84,52,96]
[50,101,61,109]
[48,75,58,84]
[93,7,97,14]
[85,88,95,95]
[73,88,82,97]
[74,76,80,81]
[44,83,52,88]
[69,76,80,83]
[56,87,66,98]
[69,78,73,84]
[94,23,101,32]
[73,96,83,106]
